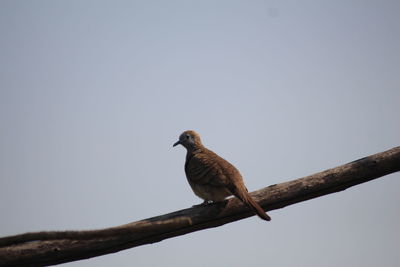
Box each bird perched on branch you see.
[173,130,271,221]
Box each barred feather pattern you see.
[176,130,271,221]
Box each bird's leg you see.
[192,200,214,207]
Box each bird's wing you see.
[185,151,230,187]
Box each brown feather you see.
[232,186,271,221]
[176,130,271,221]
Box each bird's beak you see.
[173,140,181,147]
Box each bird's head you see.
[173,130,203,149]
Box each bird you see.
[173,130,271,221]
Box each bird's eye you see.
[186,135,190,139]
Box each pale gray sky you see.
[1,1,399,266]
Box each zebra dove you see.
[173,130,271,221]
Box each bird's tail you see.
[234,189,271,221]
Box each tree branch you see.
[1,146,399,267]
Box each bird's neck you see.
[185,144,204,154]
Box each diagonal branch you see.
[1,146,399,267]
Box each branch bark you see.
[1,146,399,267]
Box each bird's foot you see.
[192,200,214,207]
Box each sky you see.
[0,1,399,266]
